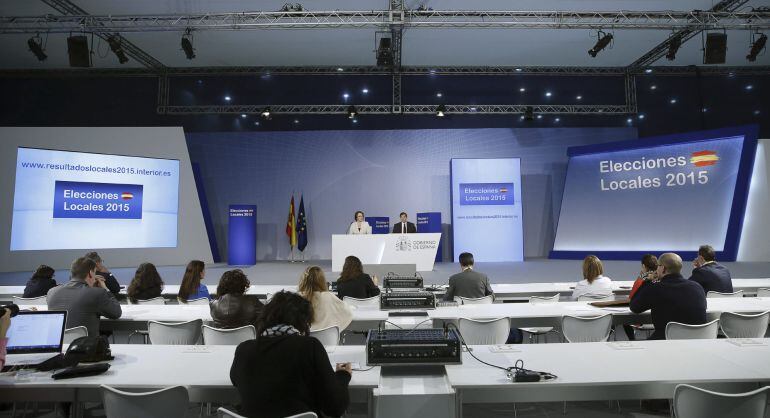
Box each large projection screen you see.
[451,158,524,262]
[551,126,757,261]
[10,147,180,251]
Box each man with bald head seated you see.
[630,253,707,340]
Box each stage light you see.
[537,115,543,119]
[754,110,761,115]
[362,88,369,94]
[524,106,534,121]
[747,33,767,61]
[645,68,653,74]
[241,114,247,118]
[436,104,446,117]
[342,93,349,99]
[436,92,443,98]
[336,67,344,72]
[746,85,754,90]
[545,91,552,97]
[27,36,47,61]
[352,118,358,124]
[555,118,560,122]
[181,29,195,60]
[261,107,271,118]
[519,88,525,92]
[107,36,129,64]
[347,105,358,119]
[224,96,231,101]
[280,3,304,12]
[588,31,613,57]
[666,34,682,61]
[650,85,657,90]
[670,98,677,104]
[638,114,646,120]
[254,121,260,126]
[576,95,582,100]
[293,119,300,124]
[627,118,633,124]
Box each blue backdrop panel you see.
[417,212,443,262]
[366,216,390,234]
[551,125,758,261]
[228,205,256,265]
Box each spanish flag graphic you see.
[499,187,508,193]
[690,150,719,167]
[121,192,134,200]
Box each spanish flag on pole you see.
[286,195,297,248]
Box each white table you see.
[0,344,378,413]
[446,339,770,415]
[332,233,441,272]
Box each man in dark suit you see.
[688,244,733,294]
[630,252,707,340]
[392,212,417,234]
[444,252,493,301]
[47,257,122,337]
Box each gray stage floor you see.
[2,258,770,287]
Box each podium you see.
[331,233,441,272]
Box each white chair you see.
[101,385,189,418]
[707,290,744,298]
[309,326,340,347]
[202,325,256,345]
[520,294,559,343]
[719,311,770,338]
[286,413,318,418]
[179,297,210,305]
[757,288,770,297]
[665,319,719,340]
[342,296,380,308]
[63,326,88,344]
[457,317,510,345]
[576,294,614,302]
[456,295,494,305]
[132,297,167,305]
[12,295,47,305]
[561,314,613,343]
[148,319,203,345]
[218,407,247,417]
[673,384,770,418]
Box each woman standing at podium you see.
[347,210,372,234]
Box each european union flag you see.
[296,195,308,252]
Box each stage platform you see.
[1,259,769,287]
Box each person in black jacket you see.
[22,265,57,298]
[230,291,352,418]
[211,269,263,329]
[630,253,707,340]
[84,251,121,296]
[336,256,380,300]
[126,263,165,304]
[688,244,733,294]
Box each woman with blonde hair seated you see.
[298,266,353,332]
[572,255,613,299]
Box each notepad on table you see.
[606,342,645,350]
[725,338,767,347]
[489,344,521,353]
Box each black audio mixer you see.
[366,328,462,366]
[383,275,424,290]
[380,291,436,310]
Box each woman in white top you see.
[347,210,372,235]
[572,255,613,299]
[298,266,353,332]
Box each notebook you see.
[5,310,67,366]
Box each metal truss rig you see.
[1,10,770,33]
[161,104,631,115]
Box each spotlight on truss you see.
[588,31,613,57]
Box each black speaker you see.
[67,35,91,68]
[704,33,727,64]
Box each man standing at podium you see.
[392,212,416,234]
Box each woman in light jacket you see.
[298,266,353,332]
[572,255,613,299]
[347,210,372,234]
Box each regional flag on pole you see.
[286,195,297,248]
[296,195,308,252]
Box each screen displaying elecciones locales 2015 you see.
[10,147,180,251]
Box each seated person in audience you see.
[230,291,352,418]
[126,263,165,304]
[630,252,707,340]
[178,260,211,302]
[210,269,263,329]
[571,255,613,299]
[299,266,353,332]
[444,252,493,302]
[688,244,733,294]
[336,256,380,300]
[0,308,9,369]
[84,251,121,296]
[47,257,122,337]
[22,265,57,298]
[623,254,658,340]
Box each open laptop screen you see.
[7,310,67,354]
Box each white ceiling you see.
[0,0,768,69]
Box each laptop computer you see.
[5,310,67,367]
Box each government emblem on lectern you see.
[395,236,412,251]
